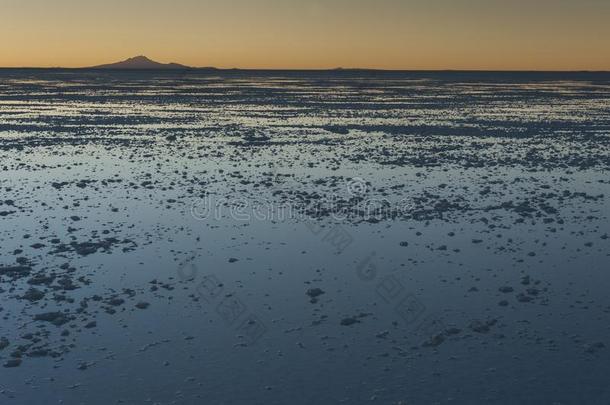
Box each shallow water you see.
[0,70,609,404]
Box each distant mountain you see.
[90,55,192,70]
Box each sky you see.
[1,0,609,70]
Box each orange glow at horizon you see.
[1,0,610,71]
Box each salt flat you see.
[0,70,609,404]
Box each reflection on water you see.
[0,70,609,404]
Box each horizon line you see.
[1,66,610,73]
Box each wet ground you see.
[1,70,609,404]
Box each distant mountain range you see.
[90,56,203,70]
[5,56,606,72]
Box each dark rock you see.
[21,288,45,302]
[422,334,445,347]
[0,266,31,277]
[306,288,325,303]
[3,359,21,368]
[340,317,360,326]
[106,298,125,306]
[0,337,9,350]
[135,302,150,309]
[34,312,70,326]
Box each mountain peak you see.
[90,55,191,70]
[129,55,151,61]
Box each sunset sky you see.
[1,0,609,70]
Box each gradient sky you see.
[2,0,609,70]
